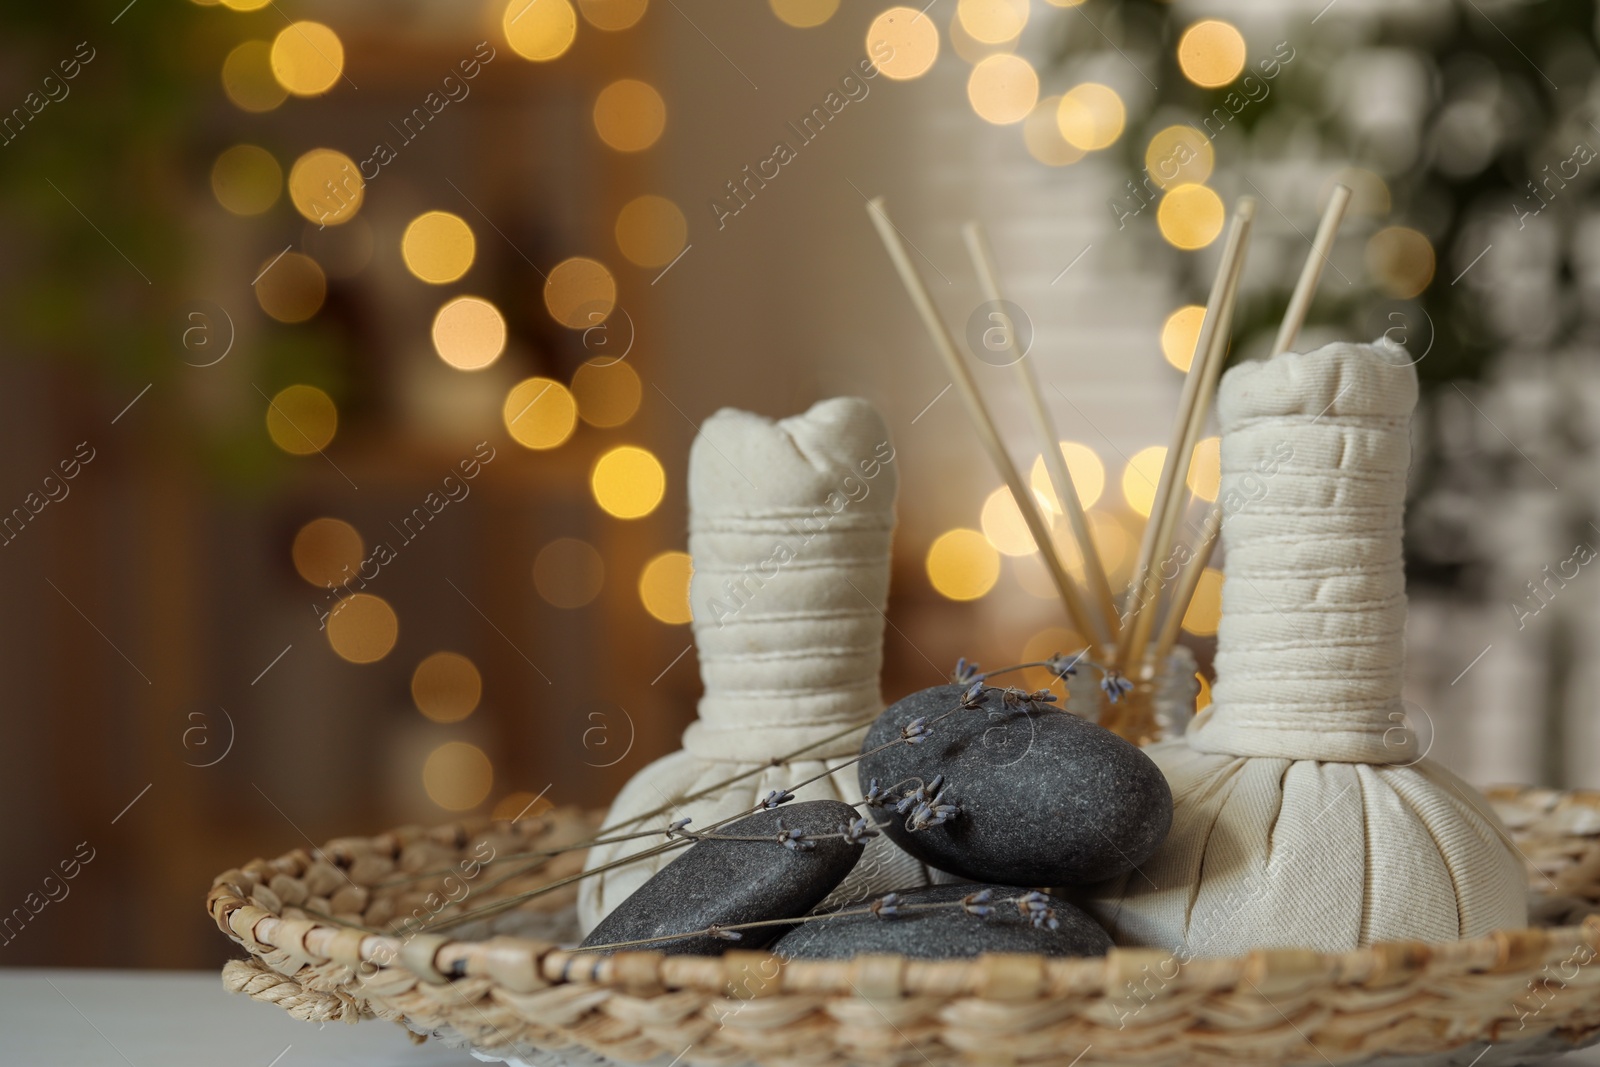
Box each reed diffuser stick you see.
[1118,198,1256,678]
[866,198,1104,651]
[1149,184,1353,671]
[961,221,1118,648]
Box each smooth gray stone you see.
[857,684,1173,886]
[772,883,1112,959]
[578,800,864,956]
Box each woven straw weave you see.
[210,788,1600,1067]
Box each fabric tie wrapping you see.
[1081,340,1527,953]
[578,398,929,932]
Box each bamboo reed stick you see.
[866,198,1105,652]
[1149,183,1353,672]
[1117,198,1256,678]
[961,221,1118,648]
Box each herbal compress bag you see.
[579,398,928,932]
[1085,340,1527,953]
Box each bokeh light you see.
[614,195,687,267]
[770,0,838,27]
[949,6,1017,64]
[266,384,337,455]
[579,0,647,30]
[292,517,363,587]
[1122,445,1167,517]
[1012,510,1131,595]
[1020,625,1085,691]
[221,0,271,10]
[503,377,578,449]
[533,538,605,608]
[1056,83,1125,151]
[926,529,1000,600]
[222,41,287,113]
[592,446,665,519]
[432,296,507,371]
[287,148,363,227]
[211,145,281,217]
[957,0,1028,44]
[1195,672,1213,712]
[1186,436,1220,502]
[411,652,483,723]
[967,54,1038,125]
[503,0,579,61]
[1181,567,1224,636]
[1160,305,1206,371]
[980,486,1038,557]
[867,7,939,80]
[571,357,641,427]
[594,79,665,151]
[639,550,693,624]
[254,252,326,323]
[1024,97,1085,166]
[492,790,554,822]
[401,211,476,284]
[1367,226,1435,299]
[1177,20,1246,88]
[544,256,617,328]
[423,741,493,811]
[326,593,398,664]
[1145,125,1214,190]
[1157,184,1225,250]
[1030,442,1105,511]
[271,22,344,97]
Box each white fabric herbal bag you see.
[1083,340,1527,954]
[579,397,929,932]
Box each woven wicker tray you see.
[209,787,1600,1067]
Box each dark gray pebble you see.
[578,800,864,956]
[857,683,1172,886]
[773,883,1112,960]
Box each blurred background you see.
[2,0,1597,969]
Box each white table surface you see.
[5,967,1600,1067]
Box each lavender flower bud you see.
[1100,670,1135,703]
[952,657,981,684]
[900,717,931,744]
[707,925,743,941]
[863,780,889,808]
[960,681,988,709]
[760,788,796,810]
[870,893,901,919]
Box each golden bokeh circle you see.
[432,296,507,371]
[1145,125,1214,190]
[1029,441,1105,511]
[979,486,1037,557]
[1024,96,1086,166]
[579,0,647,30]
[770,0,838,27]
[1366,226,1435,299]
[1177,19,1247,89]
[544,257,617,328]
[221,0,272,10]
[222,41,287,113]
[957,0,1028,44]
[326,593,398,664]
[292,517,363,587]
[492,790,554,822]
[504,377,579,450]
[271,21,344,97]
[411,652,483,723]
[615,195,687,267]
[593,79,666,152]
[504,0,578,62]
[1056,83,1125,151]
[867,7,939,80]
[266,384,338,455]
[1160,304,1206,372]
[967,53,1038,125]
[212,145,282,217]
[592,445,665,519]
[423,741,493,811]
[571,358,641,428]
[533,538,605,608]
[402,211,476,284]
[639,550,693,624]
[288,148,364,227]
[255,252,327,323]
[1157,183,1225,250]
[1186,435,1221,502]
[926,528,999,601]
[1122,445,1167,517]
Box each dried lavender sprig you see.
[569,890,1052,954]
